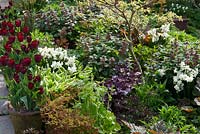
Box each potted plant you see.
[0,2,44,134]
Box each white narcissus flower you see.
[161,23,170,33]
[67,56,76,65]
[51,61,63,69]
[147,28,159,42]
[158,69,166,77]
[68,65,77,73]
[194,97,200,106]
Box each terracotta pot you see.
[9,110,42,134]
[173,18,189,31]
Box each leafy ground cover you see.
[1,0,200,133]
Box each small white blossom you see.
[158,69,166,77]
[194,97,200,106]
[39,47,77,72]
[68,65,77,73]
[51,61,63,69]
[161,23,170,33]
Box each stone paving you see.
[0,75,14,134]
[0,1,17,133]
[0,0,15,134]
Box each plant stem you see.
[128,44,145,84]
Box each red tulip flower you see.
[27,74,33,81]
[17,32,24,42]
[22,26,29,34]
[4,44,12,53]
[15,20,21,27]
[34,54,42,63]
[20,57,31,66]
[8,59,15,68]
[28,82,34,89]
[38,87,44,94]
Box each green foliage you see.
[77,33,123,79]
[40,66,120,133]
[75,81,121,134]
[34,2,79,48]
[143,105,198,133]
[135,82,174,110]
[31,29,54,47]
[13,0,48,12]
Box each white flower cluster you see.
[166,3,189,13]
[38,47,77,72]
[147,23,170,42]
[173,62,198,92]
